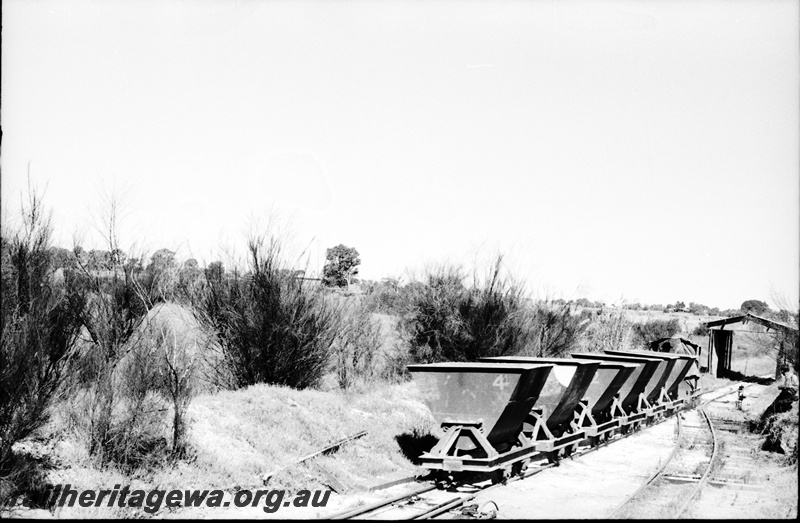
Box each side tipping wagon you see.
[407,362,553,478]
[572,353,661,431]
[479,357,600,461]
[574,359,638,444]
[604,351,677,418]
[604,349,699,411]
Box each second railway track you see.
[609,382,764,519]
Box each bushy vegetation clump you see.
[64,264,156,464]
[631,318,682,347]
[363,278,410,315]
[581,309,635,353]
[524,300,588,357]
[329,296,383,391]
[3,185,798,517]
[61,241,201,469]
[401,260,526,363]
[0,193,85,476]
[194,235,339,390]
[1,190,209,481]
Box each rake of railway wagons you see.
[407,350,699,481]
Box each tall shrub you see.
[523,300,587,357]
[631,318,681,347]
[0,192,85,473]
[194,235,339,389]
[403,257,534,363]
[60,193,170,467]
[66,251,155,464]
[581,309,634,353]
[363,278,408,315]
[331,298,382,390]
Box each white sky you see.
[2,0,798,310]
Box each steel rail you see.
[671,406,719,519]
[410,494,476,520]
[329,483,436,519]
[335,380,762,520]
[607,382,756,519]
[606,412,684,518]
[344,411,671,519]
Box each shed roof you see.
[704,312,798,332]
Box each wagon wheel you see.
[562,443,575,457]
[545,451,559,464]
[490,468,507,485]
[433,471,454,488]
[588,435,600,447]
[511,460,524,477]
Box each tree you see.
[689,302,709,316]
[322,244,360,288]
[109,248,126,267]
[48,246,76,269]
[148,248,176,272]
[142,248,178,302]
[741,299,770,315]
[87,249,111,271]
[575,298,593,308]
[177,258,202,302]
[124,255,144,273]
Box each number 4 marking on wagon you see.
[492,374,510,392]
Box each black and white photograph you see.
[1,0,798,519]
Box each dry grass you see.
[756,460,798,518]
[179,381,435,492]
[12,380,436,518]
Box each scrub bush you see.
[632,318,681,347]
[1,191,85,476]
[402,257,535,363]
[194,235,339,389]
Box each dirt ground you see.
[466,417,679,519]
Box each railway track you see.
[332,382,769,520]
[331,410,676,519]
[608,383,761,519]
